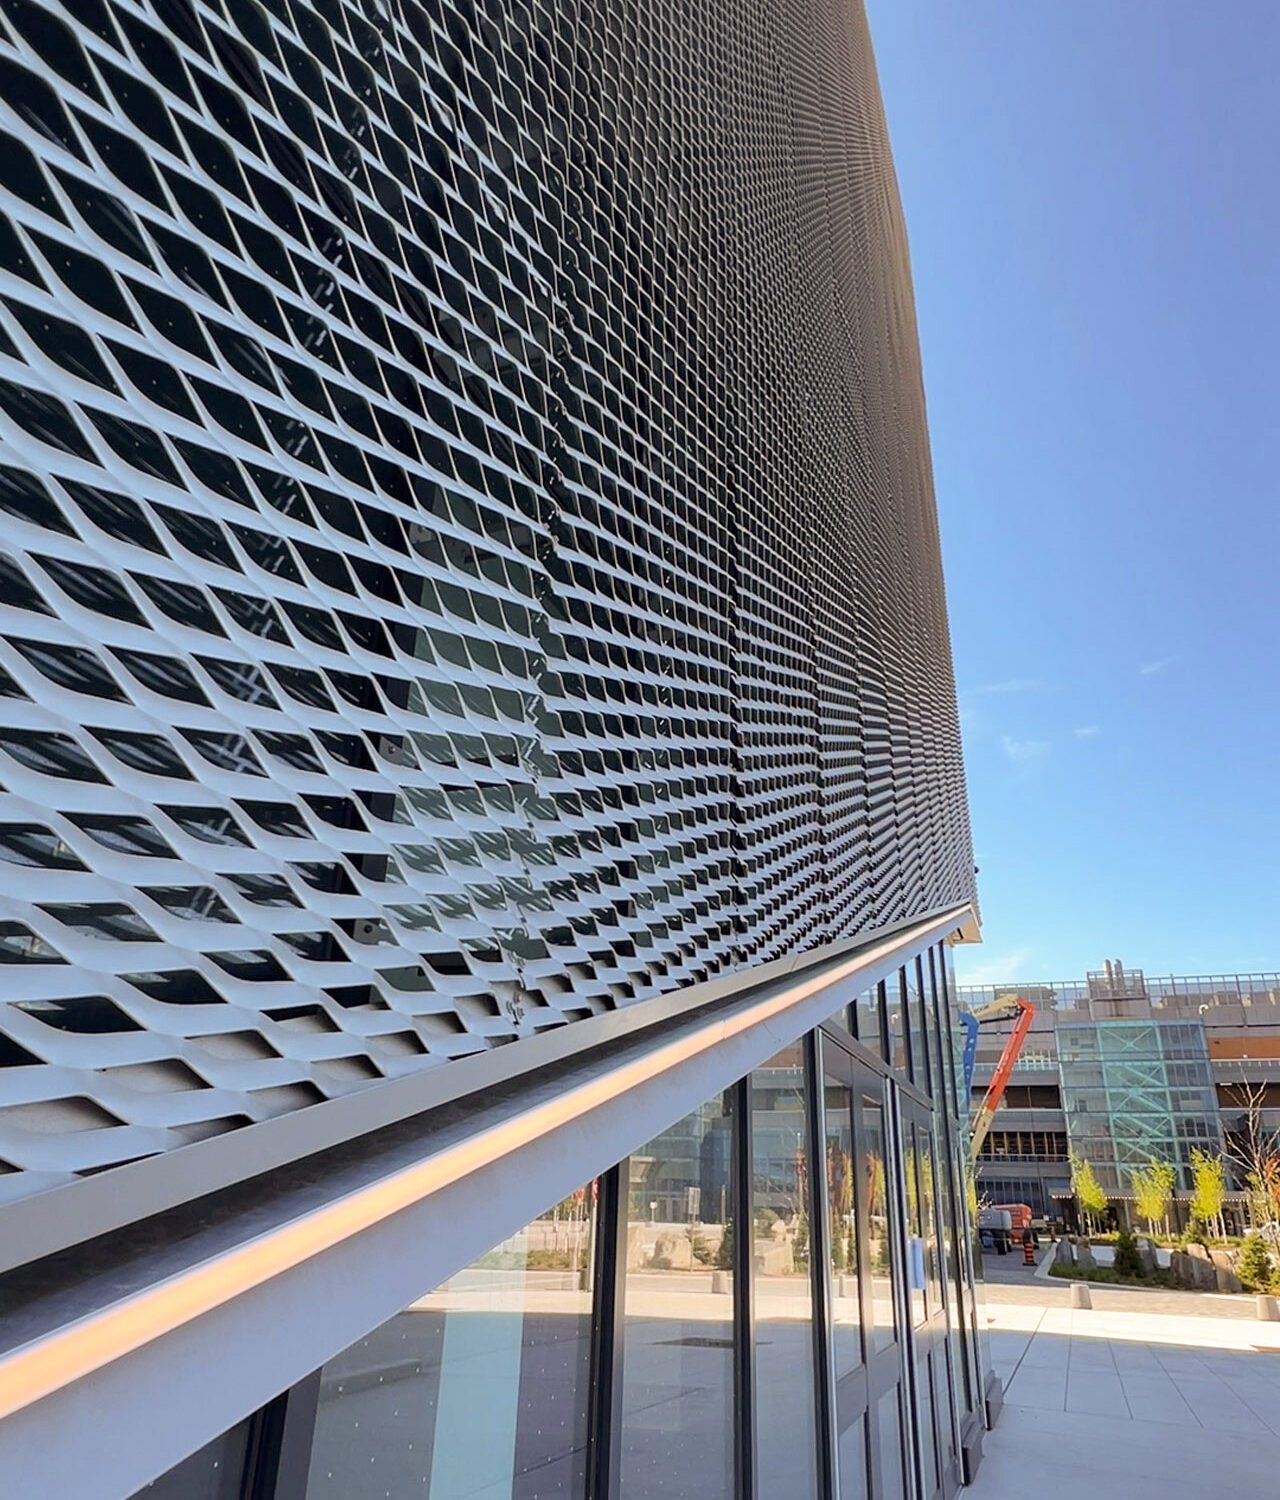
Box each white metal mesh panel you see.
[0,0,973,1200]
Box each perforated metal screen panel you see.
[0,0,973,1199]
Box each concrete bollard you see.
[1070,1282,1092,1310]
[1256,1294,1280,1322]
[712,1270,732,1295]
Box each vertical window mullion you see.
[588,1163,627,1500]
[733,1076,757,1500]
[805,1030,837,1500]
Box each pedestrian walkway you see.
[969,1300,1280,1500]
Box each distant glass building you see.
[0,0,990,1496]
[960,965,1279,1220]
[1057,1021,1221,1195]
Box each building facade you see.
[0,0,989,1495]
[961,966,1280,1220]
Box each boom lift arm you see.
[962,997,1036,1163]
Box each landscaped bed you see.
[1049,1263,1174,1289]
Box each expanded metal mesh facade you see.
[0,0,973,1199]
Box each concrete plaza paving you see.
[969,1296,1280,1500]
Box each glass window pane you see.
[862,1093,897,1353]
[905,1124,939,1497]
[751,1046,819,1500]
[946,947,992,1407]
[821,1049,860,1379]
[305,1187,597,1499]
[905,1123,927,1329]
[826,998,855,1038]
[855,985,884,1061]
[130,1421,250,1498]
[919,1131,942,1316]
[838,1413,868,1500]
[886,970,911,1078]
[620,1093,735,1500]
[913,956,934,1098]
[926,948,950,1111]
[875,1391,905,1500]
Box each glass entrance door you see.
[818,1032,911,1500]
[898,1095,962,1500]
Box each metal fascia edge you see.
[0,902,963,1281]
[0,903,969,1424]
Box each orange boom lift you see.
[967,996,1036,1164]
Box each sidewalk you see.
[969,1299,1280,1500]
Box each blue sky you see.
[866,2,1280,985]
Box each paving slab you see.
[969,1297,1280,1499]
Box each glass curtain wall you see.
[943,943,991,1428]
[1058,1020,1222,1195]
[618,1093,736,1500]
[305,1187,598,1499]
[751,1046,821,1500]
[163,939,988,1500]
[819,1044,866,1499]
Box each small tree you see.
[1070,1153,1108,1235]
[793,1212,809,1272]
[688,1225,714,1266]
[965,1163,980,1226]
[1190,1150,1227,1240]
[715,1217,735,1271]
[1114,1227,1144,1279]
[1238,1232,1274,1292]
[1223,1081,1280,1228]
[1130,1159,1175,1238]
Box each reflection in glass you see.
[925,948,949,1110]
[918,1126,942,1314]
[919,1126,958,1484]
[887,969,911,1078]
[946,945,992,1405]
[826,996,855,1037]
[862,1094,896,1353]
[751,1047,819,1500]
[930,946,975,1431]
[306,1187,597,1498]
[906,1125,939,1497]
[855,984,885,1061]
[876,1391,905,1500]
[620,1093,735,1500]
[905,1123,926,1330]
[822,1054,860,1378]
[837,1414,867,1500]
[912,955,934,1100]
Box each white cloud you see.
[955,948,1033,986]
[1072,725,1101,739]
[1139,656,1178,677]
[1002,734,1050,763]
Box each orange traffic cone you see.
[1023,1239,1035,1266]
